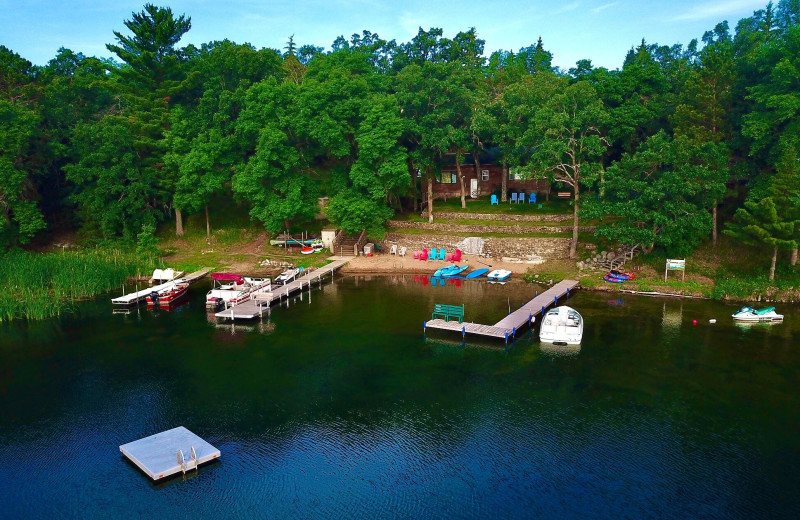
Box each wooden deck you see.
[119,426,220,481]
[111,268,210,306]
[215,257,352,320]
[424,279,579,342]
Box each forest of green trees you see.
[2,2,800,278]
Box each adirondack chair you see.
[399,246,407,257]
[420,248,428,261]
[437,248,446,260]
[510,193,518,204]
[413,251,420,259]
[528,193,537,204]
[516,192,524,203]
[428,248,437,260]
[390,244,397,255]
[490,194,499,205]
[447,249,462,262]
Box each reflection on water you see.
[1,275,799,519]
[539,342,581,357]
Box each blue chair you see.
[510,193,518,204]
[516,192,524,203]
[490,194,498,205]
[428,248,437,260]
[528,193,537,204]
[437,248,446,260]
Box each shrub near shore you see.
[0,249,150,322]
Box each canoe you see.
[603,274,625,283]
[465,268,490,279]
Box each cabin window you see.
[481,169,489,181]
[440,171,457,184]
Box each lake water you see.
[1,275,799,519]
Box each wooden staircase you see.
[597,243,641,270]
[332,229,366,256]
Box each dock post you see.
[423,321,426,334]
[567,288,570,296]
[504,332,508,343]
[529,313,532,324]
[513,327,516,337]
[541,306,545,315]
[462,326,465,338]
[555,295,558,305]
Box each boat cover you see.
[211,272,244,283]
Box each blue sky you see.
[0,0,770,70]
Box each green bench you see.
[432,303,464,323]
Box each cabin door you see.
[470,178,478,198]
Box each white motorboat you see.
[486,269,512,282]
[275,267,301,285]
[205,273,271,308]
[731,306,783,322]
[539,306,584,345]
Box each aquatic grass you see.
[0,249,151,322]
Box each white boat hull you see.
[539,306,584,345]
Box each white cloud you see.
[672,0,765,22]
[554,2,581,14]
[592,2,618,14]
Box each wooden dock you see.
[120,426,220,480]
[424,279,579,342]
[111,268,210,306]
[215,257,351,320]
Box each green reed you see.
[0,249,150,322]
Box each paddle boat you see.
[731,306,783,322]
[539,306,584,345]
[205,273,271,309]
[433,264,469,278]
[486,269,512,282]
[301,239,324,255]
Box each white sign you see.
[665,258,686,282]
[666,259,685,270]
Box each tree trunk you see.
[769,246,777,281]
[175,208,184,236]
[570,185,579,259]
[427,175,434,224]
[472,152,482,197]
[712,202,718,247]
[598,167,605,198]
[205,204,211,238]
[456,159,466,209]
[501,161,508,202]
[792,247,798,266]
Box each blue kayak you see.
[433,264,469,277]
[465,268,490,279]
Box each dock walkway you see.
[424,279,579,342]
[111,268,210,306]
[215,257,351,320]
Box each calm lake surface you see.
[1,275,799,519]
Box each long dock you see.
[215,257,351,320]
[424,279,579,342]
[111,268,210,306]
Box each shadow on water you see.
[2,274,800,519]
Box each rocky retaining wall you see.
[388,220,594,234]
[419,211,572,222]
[382,233,571,259]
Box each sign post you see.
[665,258,686,282]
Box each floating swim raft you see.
[120,426,220,480]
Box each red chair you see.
[447,249,462,262]
[413,251,420,259]
[419,248,428,261]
